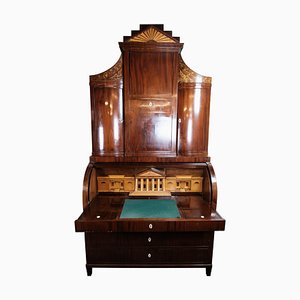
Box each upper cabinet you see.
[89,24,212,161]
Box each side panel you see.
[177,83,211,156]
[82,163,97,209]
[91,84,124,156]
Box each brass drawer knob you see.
[149,223,153,229]
[148,237,152,243]
[148,253,152,258]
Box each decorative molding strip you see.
[128,27,176,43]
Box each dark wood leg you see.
[86,265,92,276]
[206,266,212,276]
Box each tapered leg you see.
[86,265,92,276]
[206,266,212,276]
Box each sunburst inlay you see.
[129,27,175,43]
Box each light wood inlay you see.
[129,27,176,43]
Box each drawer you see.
[125,232,213,246]
[86,245,212,264]
[128,246,212,263]
[85,232,213,247]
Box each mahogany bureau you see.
[75,24,225,276]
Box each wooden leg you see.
[86,265,92,276]
[206,266,212,276]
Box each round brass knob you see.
[148,253,151,258]
[149,224,153,229]
[148,237,152,243]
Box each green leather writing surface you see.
[120,199,181,219]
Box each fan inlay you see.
[129,27,176,43]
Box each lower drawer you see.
[128,246,212,263]
[86,245,212,264]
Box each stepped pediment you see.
[123,24,180,43]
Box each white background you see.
[1,0,300,299]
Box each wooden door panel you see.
[124,50,178,156]
[125,99,176,155]
[128,52,177,97]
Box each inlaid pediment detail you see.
[122,24,180,43]
[179,55,211,84]
[128,27,176,43]
[90,56,122,82]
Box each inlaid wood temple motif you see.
[97,168,203,195]
[75,24,225,276]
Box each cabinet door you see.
[124,51,178,156]
[125,99,177,155]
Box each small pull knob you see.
[148,253,152,258]
[178,118,181,123]
[148,237,152,243]
[149,101,153,107]
[149,223,153,229]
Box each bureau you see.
[74,24,225,276]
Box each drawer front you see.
[86,245,212,264]
[125,232,213,246]
[128,246,212,263]
[85,232,213,247]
